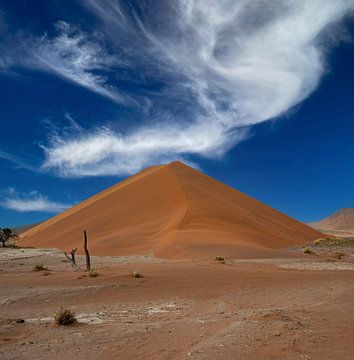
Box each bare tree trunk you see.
[70,248,77,265]
[83,230,91,271]
[64,251,77,268]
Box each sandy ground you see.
[1,246,354,359]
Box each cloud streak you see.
[30,21,132,105]
[41,0,354,177]
[1,189,72,213]
[1,1,353,177]
[0,150,37,172]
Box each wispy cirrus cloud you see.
[41,121,234,176]
[1,188,71,213]
[0,150,37,172]
[1,1,353,177]
[31,21,132,105]
[42,0,354,177]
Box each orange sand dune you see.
[20,161,322,258]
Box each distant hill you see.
[309,208,354,238]
[20,161,322,259]
[13,223,41,235]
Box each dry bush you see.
[132,271,143,278]
[33,263,47,272]
[88,269,98,277]
[313,237,354,247]
[54,307,76,326]
[215,256,225,263]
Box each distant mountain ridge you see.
[309,208,354,237]
[13,223,41,235]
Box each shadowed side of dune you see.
[154,162,322,258]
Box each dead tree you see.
[70,248,77,265]
[83,230,91,271]
[64,248,78,268]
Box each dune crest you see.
[20,162,321,258]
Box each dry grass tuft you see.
[88,269,99,277]
[54,307,76,326]
[313,237,354,247]
[303,246,312,254]
[132,271,143,278]
[33,263,47,272]
[215,256,225,263]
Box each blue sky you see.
[0,0,354,226]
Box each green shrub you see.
[303,246,311,254]
[54,307,76,326]
[313,237,354,247]
[313,239,323,246]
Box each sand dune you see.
[20,161,321,258]
[309,208,354,238]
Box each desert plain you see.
[1,162,354,359]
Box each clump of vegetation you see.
[0,227,17,247]
[303,246,311,254]
[88,268,98,277]
[313,238,323,246]
[313,237,354,247]
[215,256,225,263]
[33,263,48,272]
[131,271,143,278]
[54,307,77,326]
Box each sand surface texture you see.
[1,247,354,359]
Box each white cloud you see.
[42,0,354,177]
[42,122,243,176]
[1,1,353,177]
[1,189,71,213]
[31,21,132,105]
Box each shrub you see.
[88,269,98,277]
[132,271,142,278]
[215,256,225,263]
[313,237,354,247]
[33,263,47,272]
[313,239,323,246]
[54,307,76,326]
[303,246,311,254]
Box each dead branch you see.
[83,230,91,271]
[70,248,77,265]
[64,251,77,268]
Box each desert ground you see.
[1,243,354,360]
